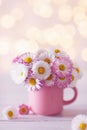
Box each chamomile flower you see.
[21,52,34,66]
[49,47,67,58]
[71,115,87,130]
[11,63,28,84]
[38,51,55,65]
[25,77,41,91]
[74,64,82,79]
[2,106,18,120]
[56,75,72,88]
[53,57,73,77]
[32,61,51,80]
[69,68,79,87]
[18,104,30,115]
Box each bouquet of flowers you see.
[11,47,82,91]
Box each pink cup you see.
[29,86,77,116]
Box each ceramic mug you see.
[29,86,77,116]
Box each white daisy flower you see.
[74,63,82,79]
[11,63,28,84]
[21,52,34,65]
[71,115,87,130]
[25,77,41,91]
[2,106,18,120]
[45,74,55,87]
[32,61,51,80]
[38,51,55,64]
[69,68,79,87]
[48,47,67,58]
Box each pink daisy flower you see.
[55,75,72,88]
[25,76,42,91]
[52,57,73,77]
[19,52,34,67]
[18,104,30,115]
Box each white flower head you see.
[21,52,34,65]
[74,63,82,79]
[11,63,28,84]
[25,77,41,91]
[2,106,18,120]
[38,51,55,65]
[48,46,67,58]
[69,69,79,87]
[32,61,51,80]
[71,115,87,130]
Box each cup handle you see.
[63,87,78,105]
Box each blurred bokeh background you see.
[0,0,87,107]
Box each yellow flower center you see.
[72,75,75,81]
[76,67,80,73]
[38,67,45,74]
[79,123,87,130]
[55,49,60,53]
[47,74,53,80]
[29,78,36,86]
[21,72,24,76]
[21,108,26,113]
[59,77,65,80]
[7,111,13,117]
[24,57,32,63]
[44,58,51,64]
[59,64,66,71]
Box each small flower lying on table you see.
[11,47,82,91]
[2,106,18,119]
[18,104,30,115]
[71,115,87,130]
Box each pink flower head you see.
[18,104,30,115]
[52,56,73,77]
[24,76,42,91]
[20,52,34,67]
[55,74,72,88]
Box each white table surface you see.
[0,104,87,130]
[0,118,71,130]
